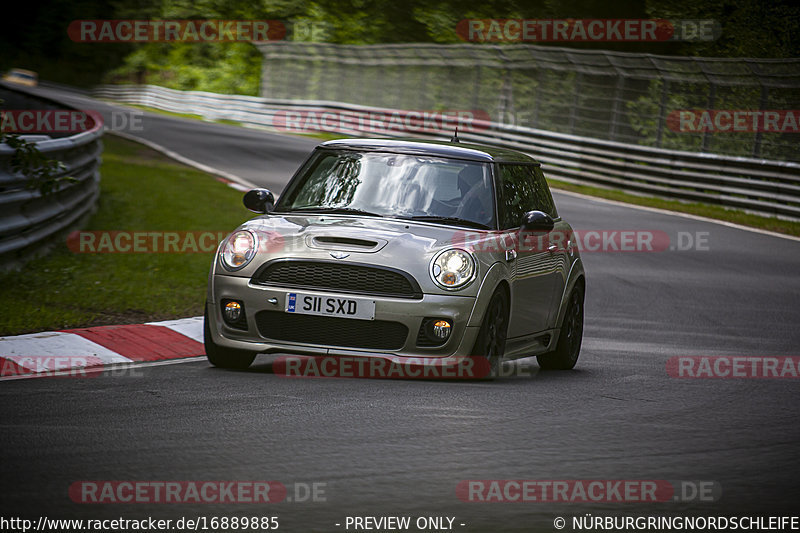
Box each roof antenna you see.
[450,127,460,143]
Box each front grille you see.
[252,260,421,299]
[255,310,409,350]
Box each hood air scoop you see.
[307,235,387,253]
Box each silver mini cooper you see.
[205,138,585,377]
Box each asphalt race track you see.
[1,86,799,532]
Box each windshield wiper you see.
[287,207,384,217]
[403,215,491,230]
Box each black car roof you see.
[317,138,539,164]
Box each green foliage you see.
[0,130,75,197]
[2,0,798,95]
[644,0,800,58]
[108,42,262,95]
[625,77,796,159]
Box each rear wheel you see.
[204,306,256,370]
[471,289,509,378]
[537,285,584,370]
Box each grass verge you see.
[0,135,253,336]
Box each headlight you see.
[220,230,258,271]
[430,248,476,290]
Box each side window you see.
[497,164,555,229]
[533,167,558,218]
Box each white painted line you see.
[129,355,208,368]
[107,130,258,191]
[146,316,204,343]
[552,188,800,242]
[0,356,208,382]
[225,182,250,192]
[0,331,133,372]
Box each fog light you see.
[224,301,242,322]
[432,319,452,339]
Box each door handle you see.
[505,249,517,262]
[547,245,558,253]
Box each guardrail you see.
[1,85,103,271]
[93,84,800,221]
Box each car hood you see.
[220,214,502,296]
[243,214,480,254]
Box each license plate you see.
[285,293,375,320]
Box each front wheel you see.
[471,289,509,378]
[204,306,256,370]
[537,285,584,370]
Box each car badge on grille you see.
[330,251,350,259]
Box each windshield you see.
[276,150,496,229]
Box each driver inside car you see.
[454,165,493,226]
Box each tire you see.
[204,306,256,370]
[471,289,509,378]
[537,285,584,370]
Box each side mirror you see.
[243,188,275,214]
[521,210,554,231]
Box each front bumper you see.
[208,274,483,361]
